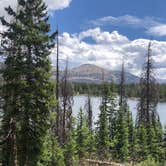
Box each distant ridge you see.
[0,62,165,84]
[52,64,140,84]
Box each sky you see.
[0,0,166,80]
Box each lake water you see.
[72,96,166,126]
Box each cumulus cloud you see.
[90,15,166,37]
[79,28,129,44]
[50,28,166,80]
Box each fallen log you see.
[84,159,126,166]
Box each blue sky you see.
[50,0,166,40]
[0,0,166,79]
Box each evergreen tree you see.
[38,112,65,166]
[114,60,131,162]
[131,128,138,165]
[148,126,158,159]
[0,0,55,165]
[151,118,164,161]
[84,92,93,131]
[107,82,118,159]
[126,110,135,161]
[108,82,117,139]
[75,108,90,163]
[37,131,65,166]
[64,118,78,166]
[135,124,148,162]
[87,130,96,159]
[96,81,110,160]
[114,107,129,162]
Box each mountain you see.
[0,62,165,84]
[63,64,140,84]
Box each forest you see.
[73,83,166,102]
[0,0,166,166]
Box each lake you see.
[72,95,166,126]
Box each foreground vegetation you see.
[0,0,165,166]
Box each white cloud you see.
[50,28,166,80]
[44,0,72,10]
[79,28,129,44]
[91,15,159,28]
[147,25,166,36]
[90,15,166,37]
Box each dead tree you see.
[119,59,127,109]
[59,59,74,145]
[55,27,60,138]
[136,41,160,127]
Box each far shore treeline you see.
[73,82,166,101]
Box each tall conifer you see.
[0,0,55,165]
[96,81,110,160]
[75,108,90,163]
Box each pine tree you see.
[37,130,65,166]
[84,92,93,131]
[114,60,130,162]
[96,81,110,160]
[107,82,118,159]
[38,112,65,166]
[135,124,148,162]
[126,110,135,161]
[0,0,55,165]
[87,129,96,159]
[148,126,158,159]
[75,108,90,163]
[131,128,138,165]
[114,107,129,162]
[151,118,164,161]
[64,118,78,166]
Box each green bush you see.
[136,157,164,166]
